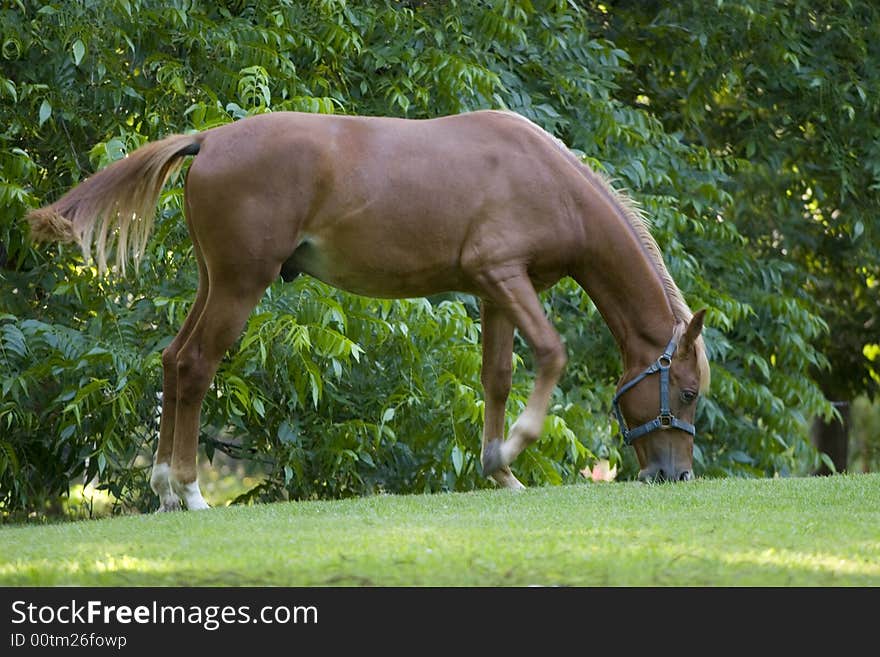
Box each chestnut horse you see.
[28,110,710,511]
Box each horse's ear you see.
[681,309,706,351]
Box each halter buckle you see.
[658,413,674,428]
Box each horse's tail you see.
[27,133,202,274]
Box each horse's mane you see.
[499,110,711,392]
[589,172,711,392]
[589,170,691,322]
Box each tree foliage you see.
[2,0,865,519]
[608,0,880,401]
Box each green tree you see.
[608,0,880,463]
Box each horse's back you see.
[185,111,589,297]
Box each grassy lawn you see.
[1,474,878,586]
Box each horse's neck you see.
[572,210,677,371]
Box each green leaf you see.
[278,421,298,444]
[852,221,864,241]
[451,445,464,476]
[2,79,16,102]
[105,138,126,161]
[729,451,754,464]
[818,453,837,475]
[72,39,85,66]
[38,100,52,127]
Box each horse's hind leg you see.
[167,265,276,510]
[479,299,525,490]
[478,269,566,477]
[151,221,210,511]
[151,279,207,511]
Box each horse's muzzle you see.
[638,466,694,483]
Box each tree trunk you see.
[811,401,850,475]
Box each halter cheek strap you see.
[611,337,696,446]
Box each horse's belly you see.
[287,236,469,298]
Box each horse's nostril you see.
[639,467,692,483]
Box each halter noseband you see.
[611,336,696,445]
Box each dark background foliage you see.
[1,0,877,519]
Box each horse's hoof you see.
[492,468,527,491]
[186,498,211,511]
[155,497,182,513]
[171,478,211,510]
[481,439,505,476]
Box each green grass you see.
[2,474,878,586]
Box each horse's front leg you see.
[478,299,525,490]
[478,270,566,477]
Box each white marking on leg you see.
[150,462,181,512]
[171,477,211,511]
[491,467,526,490]
[501,410,544,464]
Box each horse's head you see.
[612,310,709,483]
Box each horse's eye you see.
[680,390,698,404]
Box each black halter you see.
[611,336,696,445]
